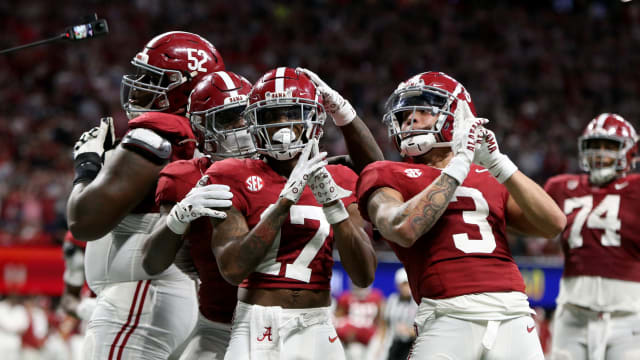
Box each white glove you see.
[72,117,116,184]
[76,297,97,321]
[166,175,233,235]
[442,101,487,184]
[280,139,328,203]
[475,129,518,183]
[73,117,116,160]
[297,67,356,126]
[308,167,352,205]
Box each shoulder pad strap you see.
[121,128,172,165]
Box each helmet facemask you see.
[246,96,324,161]
[190,100,256,159]
[383,86,455,157]
[579,136,631,185]
[121,58,189,119]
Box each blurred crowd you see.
[0,0,639,256]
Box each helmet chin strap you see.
[400,134,450,157]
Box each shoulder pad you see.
[121,128,172,165]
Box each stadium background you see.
[0,0,638,357]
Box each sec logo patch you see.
[404,168,422,178]
[246,176,264,192]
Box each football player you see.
[545,113,640,360]
[66,31,228,359]
[206,67,379,360]
[142,71,255,359]
[356,71,566,359]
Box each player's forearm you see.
[142,217,184,276]
[217,199,292,285]
[505,171,567,238]
[333,220,377,287]
[66,183,129,240]
[375,174,458,247]
[339,116,384,173]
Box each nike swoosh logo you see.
[615,182,629,190]
[527,325,535,333]
[475,169,489,173]
[329,335,339,343]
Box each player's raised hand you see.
[166,175,233,235]
[475,128,518,183]
[72,117,116,184]
[442,101,487,184]
[279,139,328,204]
[308,139,352,205]
[297,67,356,127]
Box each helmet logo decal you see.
[187,49,208,73]
[404,169,423,178]
[246,175,264,192]
[224,94,246,105]
[265,90,293,100]
[567,180,578,190]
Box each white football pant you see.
[551,304,640,360]
[412,314,544,359]
[83,278,198,360]
[177,311,231,360]
[224,301,345,360]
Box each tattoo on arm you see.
[404,174,458,236]
[213,202,290,282]
[371,173,459,244]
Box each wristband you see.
[73,153,102,184]
[323,200,350,225]
[166,206,188,235]
[441,155,471,185]
[488,154,518,183]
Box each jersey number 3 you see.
[255,204,330,283]
[563,195,621,248]
[450,186,497,254]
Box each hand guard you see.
[72,117,116,184]
[166,175,233,235]
[297,67,356,126]
[279,139,328,204]
[442,101,487,185]
[475,129,518,183]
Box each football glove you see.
[279,139,328,204]
[72,117,116,184]
[442,101,486,184]
[297,67,356,126]
[475,129,518,183]
[166,175,233,235]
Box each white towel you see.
[249,304,281,360]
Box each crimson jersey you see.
[125,112,197,214]
[356,161,525,303]
[336,289,384,345]
[156,156,237,323]
[544,173,640,282]
[205,158,358,290]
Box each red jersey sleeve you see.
[155,158,212,206]
[127,112,196,161]
[204,158,250,214]
[356,161,396,222]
